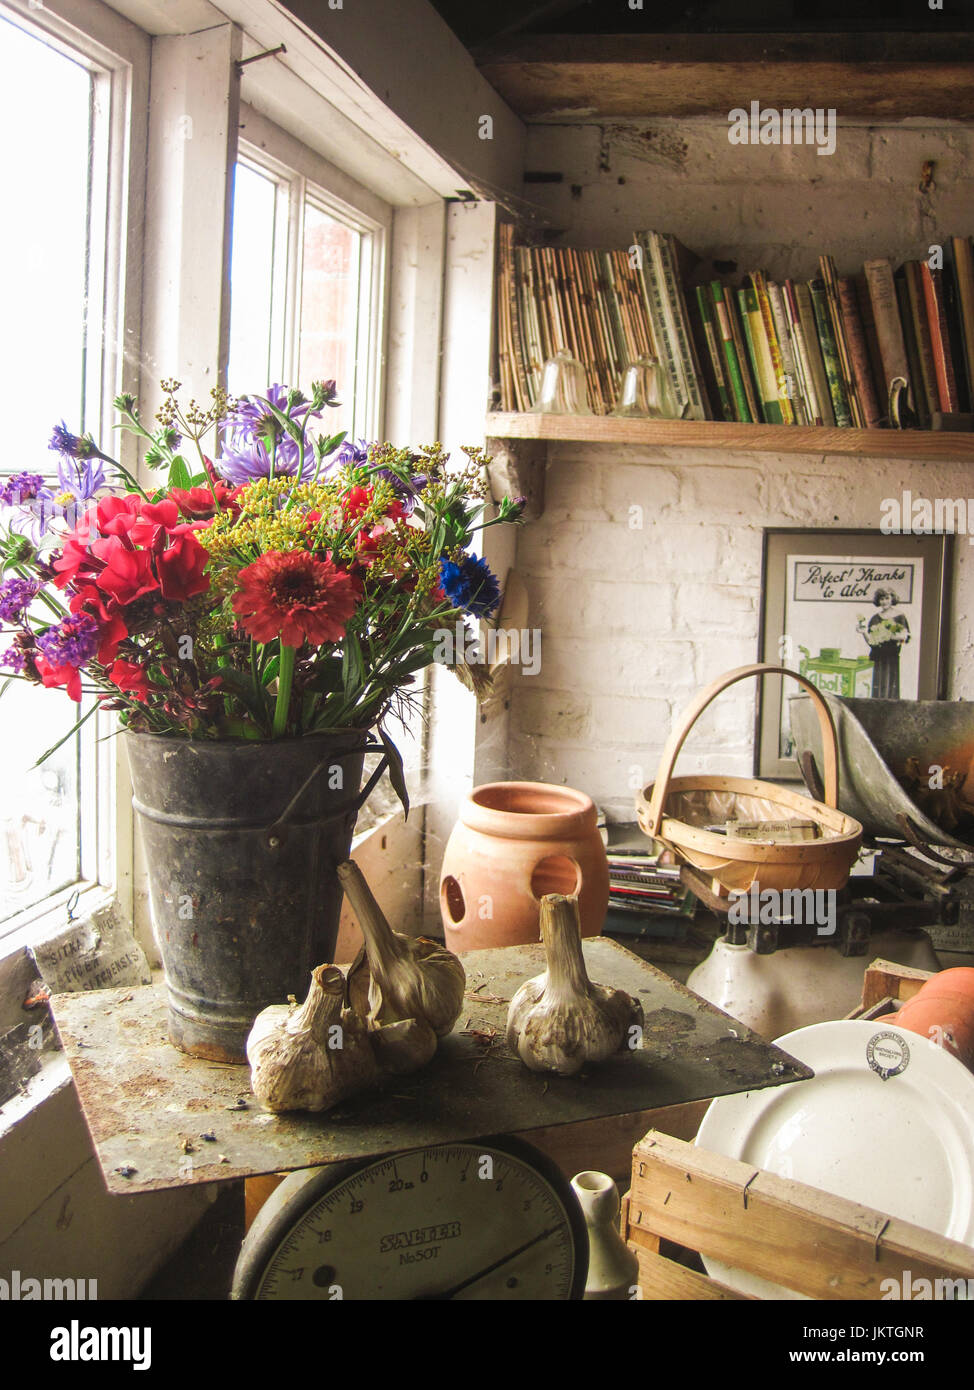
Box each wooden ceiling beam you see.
[475,33,974,121]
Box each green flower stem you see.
[272,644,296,738]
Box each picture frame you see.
[756,529,952,781]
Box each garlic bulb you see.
[247,964,377,1113]
[506,894,643,1076]
[338,860,466,1037]
[368,1016,438,1075]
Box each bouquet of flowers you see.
[0,379,521,782]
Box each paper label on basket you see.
[723,819,821,843]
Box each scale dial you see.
[232,1137,588,1301]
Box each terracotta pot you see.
[894,975,974,1072]
[439,781,609,951]
[909,967,974,1002]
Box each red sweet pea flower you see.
[96,494,143,537]
[108,659,153,703]
[68,586,129,664]
[130,499,180,547]
[90,536,159,605]
[170,484,240,520]
[342,485,372,520]
[157,532,210,601]
[35,654,83,702]
[231,551,359,647]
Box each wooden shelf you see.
[476,33,974,121]
[485,413,974,462]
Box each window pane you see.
[227,162,285,395]
[0,16,92,925]
[299,202,362,437]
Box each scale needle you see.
[414,1225,562,1300]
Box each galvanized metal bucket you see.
[127,730,386,1063]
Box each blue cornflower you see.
[0,577,40,623]
[36,612,100,668]
[438,553,502,618]
[49,422,94,459]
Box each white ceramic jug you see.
[570,1170,640,1301]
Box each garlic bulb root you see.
[338,860,466,1038]
[247,964,377,1113]
[507,894,644,1076]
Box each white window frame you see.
[234,102,392,442]
[0,0,148,959]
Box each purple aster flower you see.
[1,474,56,543]
[0,577,40,622]
[0,646,27,674]
[438,553,502,619]
[215,434,307,486]
[36,612,100,668]
[337,438,373,467]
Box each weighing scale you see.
[48,936,811,1299]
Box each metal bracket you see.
[236,44,286,75]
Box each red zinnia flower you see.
[231,551,359,647]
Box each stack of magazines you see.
[605,849,697,940]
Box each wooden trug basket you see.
[636,663,862,894]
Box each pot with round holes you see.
[438,781,609,951]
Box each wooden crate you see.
[624,1130,974,1300]
[850,956,936,1018]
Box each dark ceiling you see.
[429,0,974,48]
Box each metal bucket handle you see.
[265,738,389,850]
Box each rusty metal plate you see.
[49,937,812,1194]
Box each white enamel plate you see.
[696,1019,974,1299]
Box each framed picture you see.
[756,529,952,780]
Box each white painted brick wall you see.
[510,446,974,820]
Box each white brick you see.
[541,453,609,520]
[512,686,591,741]
[537,636,696,696]
[588,694,671,746]
[600,462,681,519]
[672,582,758,633]
[518,518,646,573]
[584,580,675,632]
[683,465,765,519]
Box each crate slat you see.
[627,1131,974,1300]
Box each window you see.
[0,0,143,938]
[227,115,389,442]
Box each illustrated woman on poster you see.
[857,588,910,698]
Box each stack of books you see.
[605,849,697,940]
[495,223,974,430]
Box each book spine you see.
[894,272,930,429]
[952,236,974,406]
[767,280,807,423]
[694,285,733,420]
[902,262,939,423]
[637,232,688,414]
[752,272,795,423]
[942,242,972,414]
[531,248,554,362]
[819,254,864,426]
[793,281,835,426]
[600,252,629,372]
[809,278,853,426]
[660,233,711,419]
[864,258,914,411]
[783,279,823,425]
[739,283,783,423]
[854,272,887,423]
[517,248,545,408]
[837,275,883,426]
[711,282,753,422]
[504,228,530,413]
[921,261,960,412]
[495,224,515,410]
[725,287,762,423]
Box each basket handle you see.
[644,663,840,837]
